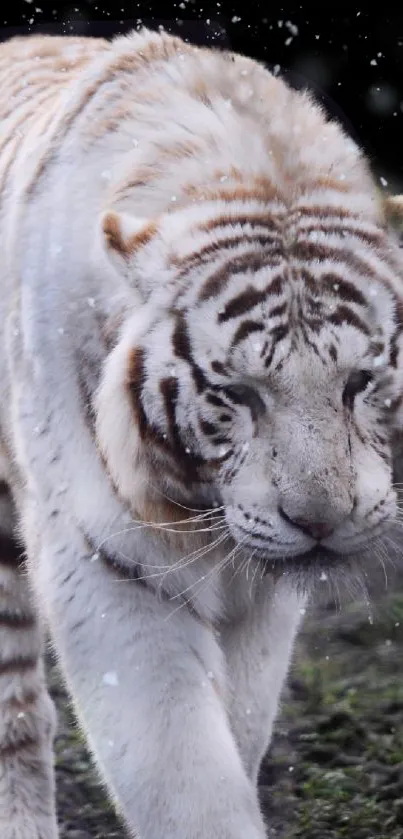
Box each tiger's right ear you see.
[101,210,159,275]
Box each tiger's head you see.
[95,189,403,580]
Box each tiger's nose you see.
[279,509,335,541]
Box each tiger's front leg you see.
[219,579,306,786]
[0,530,58,839]
[24,503,268,839]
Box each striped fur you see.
[0,27,403,839]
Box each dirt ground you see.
[49,568,403,839]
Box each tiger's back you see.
[0,26,381,261]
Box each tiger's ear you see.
[383,195,403,235]
[102,210,159,274]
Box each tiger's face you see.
[98,197,403,573]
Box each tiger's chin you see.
[249,543,376,591]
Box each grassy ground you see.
[259,586,403,838]
[49,580,403,839]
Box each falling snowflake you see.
[285,21,299,36]
[103,671,119,687]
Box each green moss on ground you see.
[259,591,403,838]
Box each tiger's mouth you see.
[254,544,340,567]
[253,544,368,584]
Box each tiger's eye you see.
[342,370,373,409]
[224,384,266,422]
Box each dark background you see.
[1,1,403,190]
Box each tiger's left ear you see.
[102,210,159,274]
[383,195,403,234]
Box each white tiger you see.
[0,27,402,839]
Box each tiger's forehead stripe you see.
[168,201,396,357]
[173,233,283,280]
[217,278,285,323]
[197,252,284,305]
[164,180,399,353]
